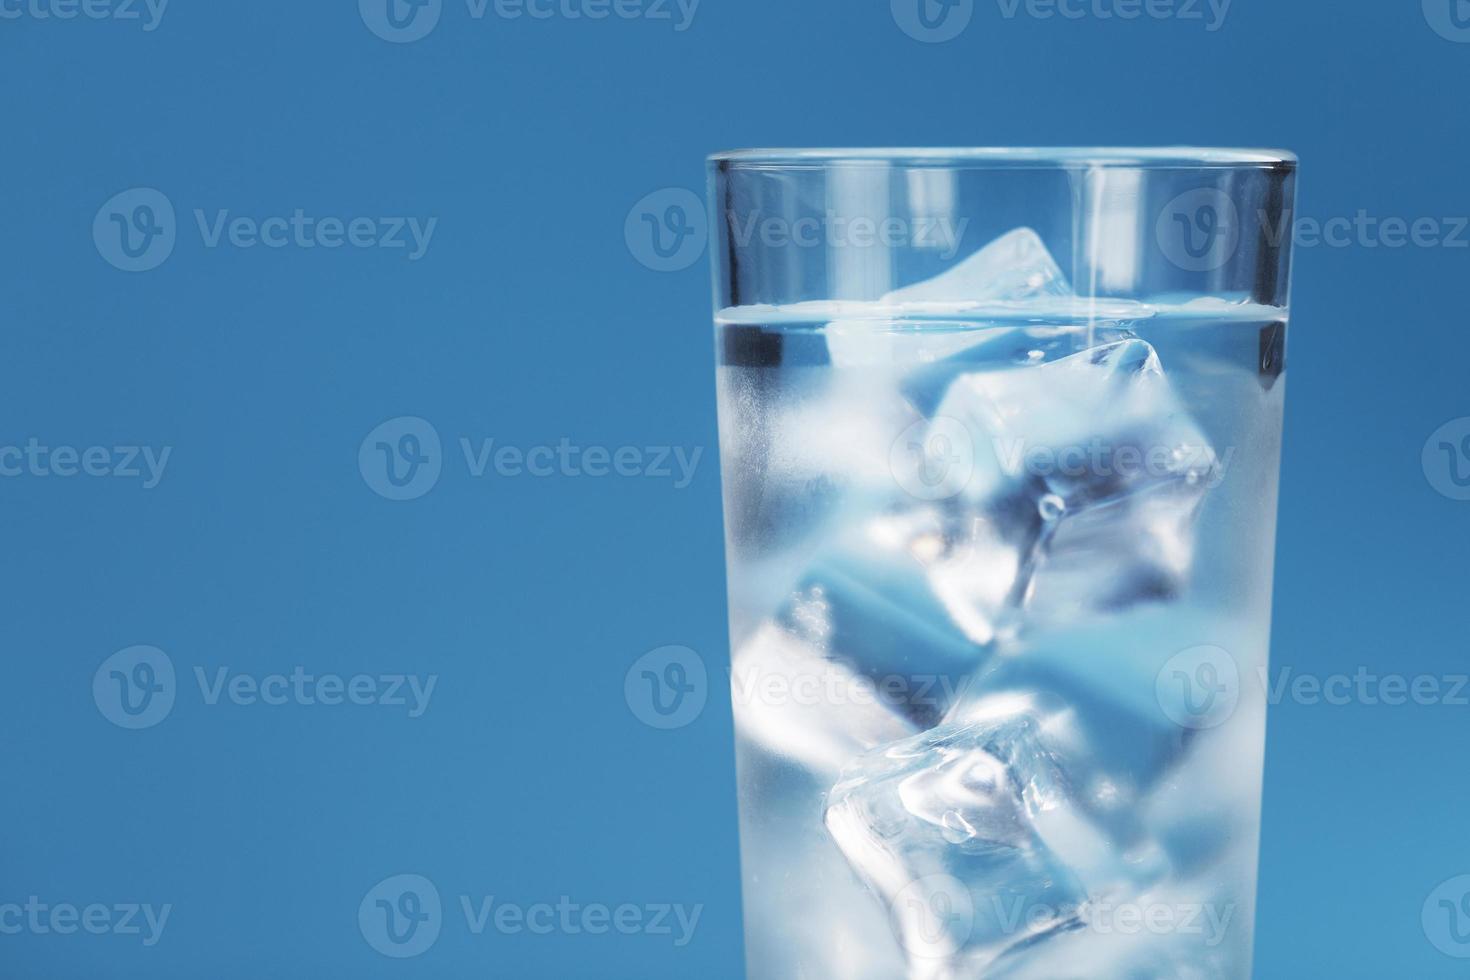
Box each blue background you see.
[2,1,1468,977]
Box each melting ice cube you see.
[915,339,1218,640]
[731,513,990,776]
[731,621,917,780]
[884,227,1071,306]
[716,360,924,574]
[780,513,991,728]
[736,759,910,980]
[946,606,1250,878]
[826,228,1074,369]
[823,695,1098,979]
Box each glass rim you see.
[708,146,1297,171]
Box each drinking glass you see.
[707,148,1297,979]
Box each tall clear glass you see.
[707,149,1297,979]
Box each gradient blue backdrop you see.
[2,1,1467,977]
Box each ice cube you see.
[823,695,1097,978]
[731,621,917,779]
[735,745,910,980]
[728,511,988,778]
[900,322,1142,418]
[778,511,992,728]
[948,607,1247,857]
[1142,673,1267,880]
[824,319,1012,371]
[716,362,924,573]
[884,227,1071,306]
[918,339,1218,636]
[826,228,1073,369]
